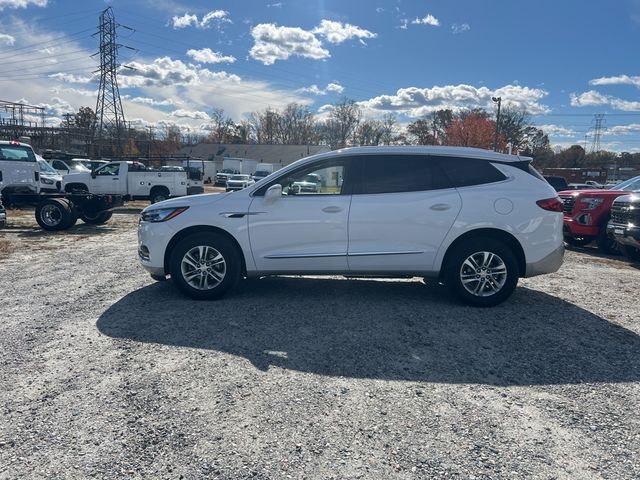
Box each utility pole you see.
[590,114,605,154]
[492,96,502,152]
[93,7,129,158]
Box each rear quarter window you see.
[435,156,507,187]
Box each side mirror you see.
[264,184,282,203]
[91,170,97,179]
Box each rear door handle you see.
[430,203,451,211]
[322,206,343,213]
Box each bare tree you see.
[355,119,384,145]
[329,98,362,149]
[380,113,397,145]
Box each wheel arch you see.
[64,183,88,193]
[163,225,247,276]
[440,228,526,278]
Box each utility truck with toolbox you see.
[0,140,123,231]
[63,160,196,203]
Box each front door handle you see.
[430,203,451,211]
[113,177,119,180]
[322,206,343,213]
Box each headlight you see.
[141,206,189,223]
[579,197,604,210]
[41,177,54,185]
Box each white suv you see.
[138,146,564,306]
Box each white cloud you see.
[186,48,236,64]
[169,109,210,120]
[589,75,640,88]
[50,86,96,97]
[48,72,94,84]
[122,95,177,107]
[537,124,578,138]
[602,124,640,136]
[312,19,377,44]
[267,2,282,7]
[249,23,330,65]
[411,14,440,26]
[570,90,640,111]
[376,7,384,13]
[0,0,46,10]
[451,23,470,34]
[359,83,550,117]
[297,82,344,95]
[171,10,230,29]
[399,18,408,30]
[0,32,15,45]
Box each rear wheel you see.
[169,233,241,300]
[80,211,113,225]
[444,238,519,307]
[150,187,170,204]
[35,198,74,231]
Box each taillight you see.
[536,197,563,212]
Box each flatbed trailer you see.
[2,191,125,231]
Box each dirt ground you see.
[0,209,639,479]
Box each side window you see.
[96,164,120,176]
[356,155,448,194]
[436,156,507,187]
[256,159,350,196]
[53,161,67,170]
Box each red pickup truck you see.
[559,175,640,252]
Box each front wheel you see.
[35,198,74,231]
[621,245,640,263]
[596,227,620,255]
[169,233,241,300]
[444,238,519,307]
[564,236,593,247]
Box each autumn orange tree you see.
[444,110,505,150]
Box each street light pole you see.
[492,96,502,152]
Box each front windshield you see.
[69,161,90,172]
[612,176,640,192]
[38,159,58,175]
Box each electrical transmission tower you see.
[94,7,127,157]
[590,114,605,153]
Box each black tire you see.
[169,233,241,300]
[564,236,593,247]
[444,237,519,307]
[150,188,170,204]
[64,183,88,193]
[35,198,73,231]
[596,225,619,255]
[80,211,113,225]
[621,245,640,263]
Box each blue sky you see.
[1,0,640,151]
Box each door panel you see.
[92,163,125,194]
[347,190,461,272]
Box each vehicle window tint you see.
[357,155,446,194]
[96,164,120,176]
[0,145,36,162]
[256,159,349,196]
[436,156,506,187]
[53,160,67,170]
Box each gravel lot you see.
[1,207,639,479]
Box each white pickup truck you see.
[63,161,202,203]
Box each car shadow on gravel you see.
[2,223,119,237]
[97,277,640,386]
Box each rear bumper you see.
[525,244,565,277]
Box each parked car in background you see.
[63,161,192,203]
[567,183,594,190]
[607,194,640,262]
[225,174,255,192]
[544,175,569,192]
[560,175,640,252]
[252,170,272,182]
[138,146,564,307]
[37,157,63,193]
[77,159,108,171]
[584,180,605,188]
[48,158,91,175]
[0,140,40,198]
[215,168,240,186]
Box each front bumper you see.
[525,243,565,277]
[137,220,175,277]
[607,223,640,249]
[563,215,599,238]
